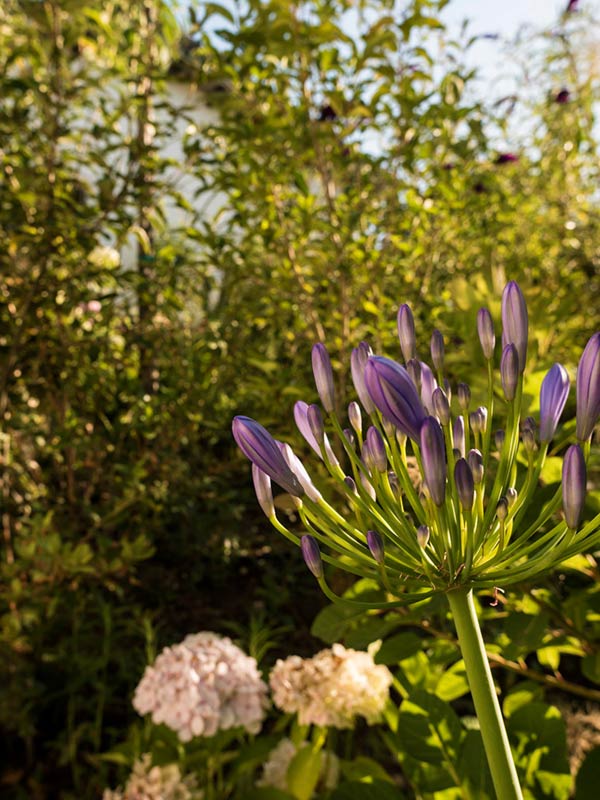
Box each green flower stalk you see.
[232,281,600,800]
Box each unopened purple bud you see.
[444,379,452,403]
[506,487,518,507]
[388,471,401,499]
[294,401,340,466]
[457,383,471,410]
[344,475,358,494]
[477,308,495,360]
[417,525,430,548]
[576,332,600,442]
[501,281,528,373]
[407,358,422,390]
[232,416,303,497]
[366,426,387,472]
[301,535,324,579]
[367,530,385,564]
[467,448,484,484]
[522,428,536,453]
[252,464,275,518]
[454,458,474,510]
[351,341,376,414]
[343,428,356,448]
[397,304,417,362]
[348,401,362,435]
[433,387,450,426]
[562,444,586,529]
[420,362,438,415]
[420,416,447,506]
[278,443,322,503]
[453,416,465,457]
[501,344,519,401]
[495,429,505,450]
[312,343,336,413]
[470,408,486,435]
[359,471,376,500]
[539,364,570,442]
[307,404,324,444]
[431,329,445,372]
[496,497,509,520]
[365,356,427,442]
[523,416,536,433]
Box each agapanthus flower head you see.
[539,364,570,442]
[269,644,392,728]
[576,332,600,442]
[234,281,600,599]
[133,633,268,741]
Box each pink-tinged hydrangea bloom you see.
[102,754,202,800]
[257,738,339,793]
[269,643,392,729]
[133,632,269,742]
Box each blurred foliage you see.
[0,0,599,797]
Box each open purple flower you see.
[501,281,528,373]
[232,416,303,497]
[420,416,447,506]
[539,364,570,443]
[576,332,600,441]
[364,356,426,441]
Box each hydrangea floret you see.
[232,280,600,800]
[133,632,268,742]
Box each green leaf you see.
[375,632,423,665]
[330,780,407,800]
[575,746,600,799]
[582,652,600,684]
[286,744,323,800]
[397,690,464,764]
[435,659,470,702]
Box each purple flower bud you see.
[397,304,417,362]
[467,448,484,484]
[366,426,387,472]
[252,464,275,518]
[417,525,430,548]
[312,343,335,413]
[522,427,536,453]
[351,342,376,414]
[443,379,452,403]
[344,475,358,494]
[555,88,570,104]
[307,404,324,444]
[539,363,570,442]
[457,382,471,410]
[506,487,518,507]
[495,152,519,165]
[576,332,600,442]
[232,416,303,497]
[388,471,401,499]
[278,443,322,503]
[454,458,474,510]
[495,429,505,450]
[420,416,447,506]
[523,416,536,433]
[470,408,485,435]
[294,401,340,466]
[453,416,465,457]
[562,444,586,530]
[501,344,519,401]
[432,387,450,426]
[420,362,438,415]
[348,401,362,435]
[367,530,385,564]
[301,535,324,579]
[407,358,422,390]
[496,497,509,520]
[501,281,528,373]
[364,356,427,442]
[431,329,445,372]
[359,471,376,500]
[477,308,495,360]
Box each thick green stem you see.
[446,587,523,800]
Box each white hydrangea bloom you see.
[133,632,269,742]
[102,753,202,800]
[257,738,339,793]
[269,643,392,728]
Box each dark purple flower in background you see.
[312,343,336,413]
[367,530,385,564]
[351,341,376,414]
[364,356,426,441]
[501,344,519,401]
[318,104,337,122]
[501,281,528,372]
[397,304,417,362]
[232,416,303,496]
[539,364,570,442]
[420,416,447,506]
[495,153,519,165]
[301,535,324,578]
[555,88,570,104]
[562,445,586,529]
[576,332,600,441]
[477,308,495,360]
